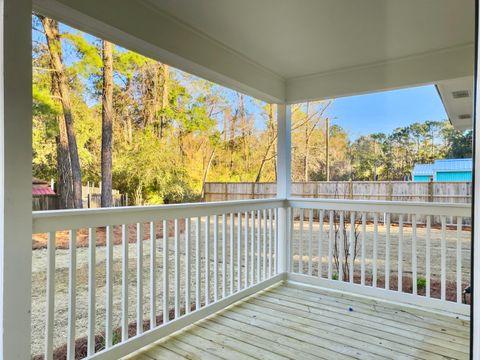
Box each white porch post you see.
[473,6,480,355]
[0,0,32,358]
[276,103,291,273]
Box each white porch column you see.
[0,0,32,358]
[276,103,291,273]
[473,9,480,356]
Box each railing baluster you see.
[45,231,56,360]
[229,213,234,294]
[257,209,261,283]
[250,210,255,285]
[299,209,304,274]
[349,212,355,283]
[106,225,114,347]
[328,210,334,280]
[339,212,344,281]
[426,216,431,298]
[385,213,390,290]
[288,207,293,273]
[137,223,144,334]
[222,214,227,298]
[237,212,242,292]
[361,213,366,286]
[456,217,462,303]
[150,222,156,328]
[441,215,447,301]
[263,209,267,280]
[87,229,96,355]
[398,215,404,293]
[244,211,249,288]
[163,220,169,323]
[185,218,191,314]
[318,210,324,278]
[205,216,210,305]
[67,229,77,360]
[121,224,128,341]
[412,214,417,295]
[174,219,180,318]
[308,209,313,276]
[213,215,218,302]
[275,208,279,274]
[269,208,273,278]
[457,216,463,304]
[373,213,378,288]
[195,217,200,310]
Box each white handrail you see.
[33,198,285,233]
[287,197,471,217]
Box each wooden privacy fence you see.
[204,181,472,225]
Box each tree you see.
[40,16,83,208]
[101,40,114,207]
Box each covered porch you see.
[0,0,478,359]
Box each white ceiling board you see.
[145,0,474,79]
[33,0,286,103]
[34,0,474,104]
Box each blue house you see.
[412,164,434,182]
[412,158,472,182]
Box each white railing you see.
[32,199,283,360]
[287,198,471,315]
[32,197,472,359]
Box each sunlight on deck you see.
[124,283,470,360]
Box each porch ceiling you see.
[34,0,474,104]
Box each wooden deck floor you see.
[125,283,470,360]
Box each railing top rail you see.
[33,198,285,233]
[287,197,471,217]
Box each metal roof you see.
[412,164,433,176]
[433,158,472,172]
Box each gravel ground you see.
[31,214,471,357]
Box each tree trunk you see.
[201,148,216,200]
[159,64,169,138]
[101,40,114,207]
[55,133,73,209]
[41,16,83,208]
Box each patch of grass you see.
[332,273,339,280]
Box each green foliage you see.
[32,17,473,207]
[417,276,427,291]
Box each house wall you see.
[435,171,472,182]
[412,175,432,182]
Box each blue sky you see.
[324,85,448,140]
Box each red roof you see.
[32,186,56,196]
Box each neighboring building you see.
[32,177,55,195]
[412,158,472,182]
[412,164,434,182]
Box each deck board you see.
[125,283,470,360]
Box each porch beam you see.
[276,104,291,273]
[0,0,32,358]
[286,44,474,104]
[33,0,286,104]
